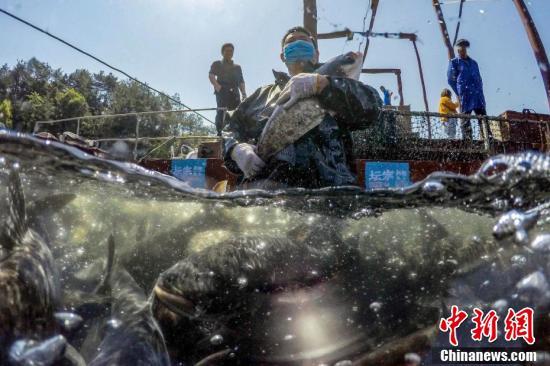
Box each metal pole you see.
[362,0,380,64]
[432,0,455,60]
[411,40,431,137]
[76,118,80,135]
[396,70,404,107]
[317,29,353,40]
[412,40,430,113]
[134,117,140,160]
[452,0,466,47]
[303,0,317,37]
[512,0,550,110]
[35,107,220,126]
[361,68,405,106]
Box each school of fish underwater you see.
[1,132,549,365]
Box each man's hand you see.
[277,73,329,109]
[230,143,265,178]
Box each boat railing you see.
[381,109,550,151]
[34,107,225,159]
[33,107,549,160]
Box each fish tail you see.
[1,170,27,251]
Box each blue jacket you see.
[447,56,486,113]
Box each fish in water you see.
[151,226,362,364]
[0,170,63,359]
[87,237,170,366]
[149,208,524,364]
[88,267,171,366]
[257,52,363,161]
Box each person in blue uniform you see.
[380,86,393,106]
[447,39,489,140]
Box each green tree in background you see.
[55,88,88,118]
[0,99,13,128]
[20,92,54,131]
[0,58,215,137]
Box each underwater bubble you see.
[422,180,445,197]
[9,335,67,366]
[404,352,421,365]
[369,302,382,312]
[352,208,374,219]
[492,299,508,313]
[237,276,248,288]
[510,255,527,267]
[210,334,224,345]
[54,312,83,332]
[283,334,295,341]
[531,234,550,253]
[517,271,549,294]
[515,229,529,245]
[334,361,352,366]
[491,199,508,211]
[493,210,539,244]
[106,318,122,330]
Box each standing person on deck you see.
[380,86,393,106]
[209,43,246,135]
[439,88,459,139]
[447,39,489,140]
[222,26,381,189]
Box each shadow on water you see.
[0,131,549,365]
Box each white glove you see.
[230,143,266,178]
[277,73,321,109]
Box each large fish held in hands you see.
[257,51,363,161]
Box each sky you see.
[1,0,549,124]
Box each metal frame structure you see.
[34,107,224,160]
[432,0,455,60]
[512,0,550,109]
[316,29,430,115]
[362,68,405,106]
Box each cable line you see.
[0,7,215,125]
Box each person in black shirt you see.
[209,43,246,135]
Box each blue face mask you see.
[283,40,315,64]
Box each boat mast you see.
[512,0,550,109]
[431,0,455,60]
[304,2,430,115]
[361,0,380,64]
[303,0,317,36]
[452,0,466,48]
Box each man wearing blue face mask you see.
[222,26,382,188]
